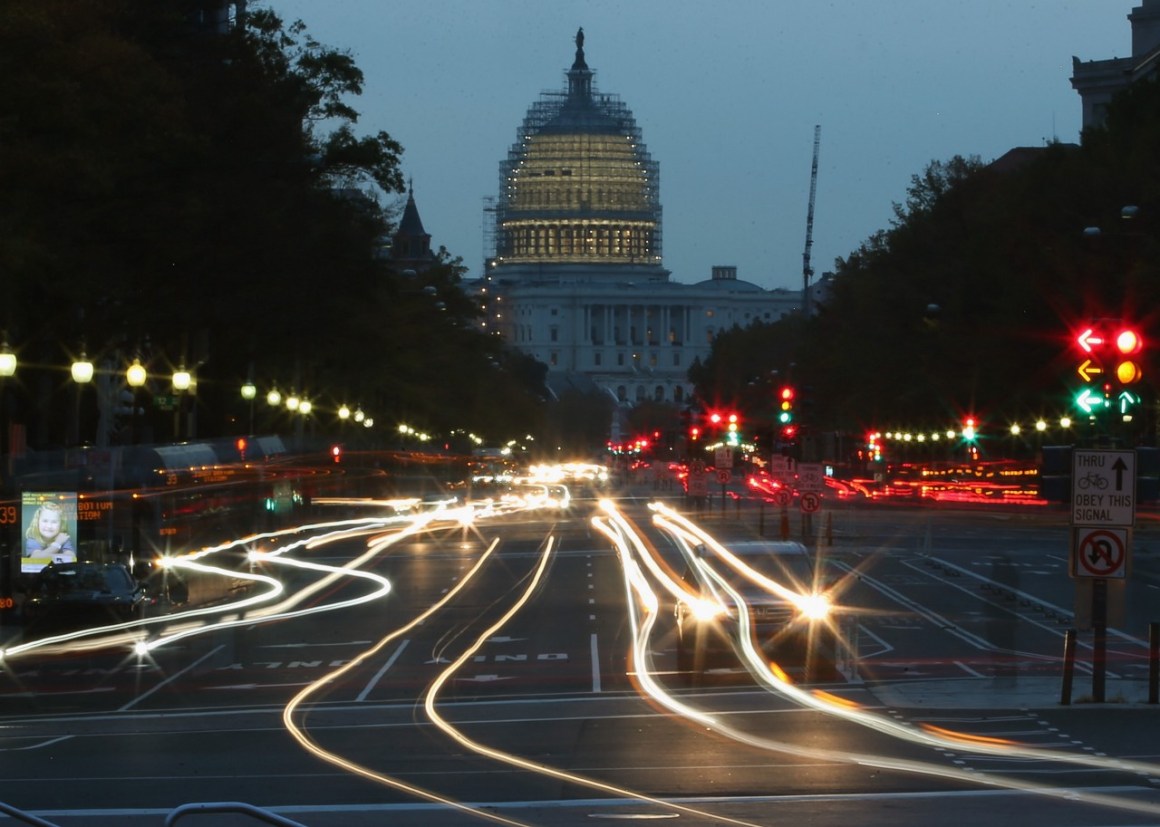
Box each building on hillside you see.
[475,29,808,413]
[1071,0,1160,130]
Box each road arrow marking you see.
[460,674,513,683]
[260,641,372,649]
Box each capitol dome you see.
[492,28,664,275]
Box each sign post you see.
[1070,449,1136,702]
[797,463,824,537]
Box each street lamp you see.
[71,354,94,384]
[172,365,191,440]
[126,358,147,444]
[241,379,257,434]
[71,351,94,445]
[0,336,16,485]
[0,338,15,379]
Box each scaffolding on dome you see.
[492,64,663,268]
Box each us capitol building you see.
[473,29,815,412]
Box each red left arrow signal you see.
[1077,327,1105,353]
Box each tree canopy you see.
[690,77,1160,453]
[0,0,546,447]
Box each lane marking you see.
[591,633,601,693]
[356,639,410,702]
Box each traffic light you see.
[1072,321,1145,415]
[1111,326,1143,385]
[726,412,740,445]
[778,386,794,424]
[961,417,977,441]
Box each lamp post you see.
[126,358,147,445]
[172,365,191,441]
[241,380,257,435]
[0,336,16,486]
[71,352,94,445]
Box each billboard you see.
[21,491,79,573]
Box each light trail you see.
[421,526,770,827]
[597,500,1160,821]
[280,536,542,827]
[3,506,449,660]
[1,520,387,660]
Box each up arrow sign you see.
[1112,456,1128,491]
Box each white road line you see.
[590,633,602,693]
[117,645,226,713]
[356,639,410,702]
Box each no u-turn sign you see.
[1071,526,1129,578]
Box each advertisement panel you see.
[21,491,79,573]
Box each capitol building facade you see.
[476,29,809,410]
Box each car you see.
[22,561,149,629]
[674,541,841,684]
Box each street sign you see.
[1071,449,1136,527]
[1072,527,1129,578]
[688,470,708,497]
[714,447,733,470]
[716,469,731,485]
[773,489,791,508]
[800,491,821,513]
[796,463,825,493]
[769,455,794,485]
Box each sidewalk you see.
[866,675,1157,710]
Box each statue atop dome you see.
[572,27,587,72]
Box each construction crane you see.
[802,124,820,317]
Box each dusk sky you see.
[267,1,1132,290]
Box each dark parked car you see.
[674,541,841,684]
[23,561,148,629]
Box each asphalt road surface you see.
[1,486,1158,827]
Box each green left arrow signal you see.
[1074,387,1108,414]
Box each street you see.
[0,487,1158,826]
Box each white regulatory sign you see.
[1071,449,1136,527]
[796,463,825,493]
[1072,527,1129,578]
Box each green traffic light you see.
[1073,386,1110,414]
[778,411,793,424]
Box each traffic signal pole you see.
[1092,577,1108,702]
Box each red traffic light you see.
[1113,327,1143,384]
[1115,328,1143,355]
[1074,321,1145,386]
